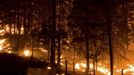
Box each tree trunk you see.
[73,49,76,74]
[104,0,114,75]
[65,60,68,75]
[16,0,20,52]
[17,0,20,34]
[73,62,75,74]
[23,0,27,35]
[51,0,56,75]
[123,0,128,55]
[85,33,90,74]
[57,37,61,73]
[121,69,124,75]
[93,60,96,75]
[93,49,98,75]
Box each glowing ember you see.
[60,63,64,66]
[60,55,64,59]
[41,49,48,53]
[7,50,12,54]
[20,27,24,34]
[56,73,65,75]
[47,67,52,70]
[24,50,31,57]
[55,61,58,63]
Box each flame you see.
[80,63,86,68]
[0,39,6,44]
[2,22,134,75]
[3,24,24,34]
[20,27,24,34]
[24,50,31,57]
[0,39,6,51]
[60,56,64,59]
[60,62,64,66]
[74,62,110,75]
[41,49,48,53]
[97,67,110,75]
[47,66,52,70]
[119,64,134,74]
[7,50,12,54]
[73,62,134,75]
[75,63,81,70]
[0,47,3,51]
[0,30,5,36]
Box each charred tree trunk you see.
[93,49,98,75]
[17,0,20,34]
[57,1,62,73]
[121,69,124,75]
[84,3,90,73]
[27,0,31,35]
[73,62,75,74]
[73,49,76,74]
[123,0,128,35]
[23,0,27,35]
[65,60,68,75]
[104,0,113,75]
[51,0,56,75]
[16,0,20,52]
[85,33,90,74]
[106,9,114,75]
[123,0,128,55]
[57,36,61,73]
[93,60,96,75]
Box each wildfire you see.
[97,67,110,75]
[73,61,134,75]
[74,62,110,75]
[1,19,134,75]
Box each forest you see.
[0,0,134,75]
